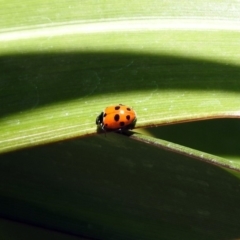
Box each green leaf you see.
[132,128,240,170]
[0,218,88,240]
[1,133,240,240]
[1,29,240,153]
[138,119,240,162]
[1,1,240,239]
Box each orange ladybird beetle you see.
[96,104,137,131]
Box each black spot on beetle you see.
[126,115,130,120]
[126,108,131,111]
[114,114,120,121]
[115,106,120,110]
[104,113,107,117]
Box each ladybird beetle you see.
[96,104,137,131]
